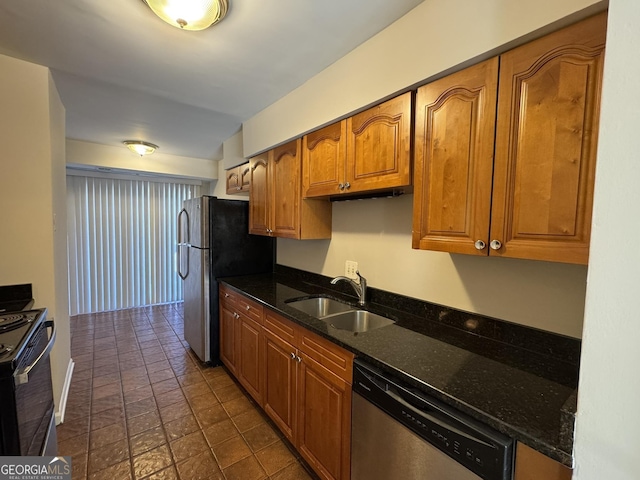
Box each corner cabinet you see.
[225,162,251,194]
[249,139,332,239]
[302,92,413,198]
[412,12,606,264]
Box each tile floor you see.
[57,303,316,480]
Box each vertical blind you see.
[67,174,200,315]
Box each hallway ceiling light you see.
[142,0,229,31]
[123,141,159,156]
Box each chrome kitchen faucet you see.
[331,271,367,306]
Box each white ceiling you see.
[0,0,424,160]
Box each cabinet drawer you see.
[220,285,239,307]
[238,296,263,324]
[264,309,297,346]
[299,330,353,384]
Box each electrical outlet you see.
[345,260,358,279]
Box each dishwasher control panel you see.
[353,360,514,480]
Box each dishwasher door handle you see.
[384,386,494,448]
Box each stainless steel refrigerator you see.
[177,196,274,363]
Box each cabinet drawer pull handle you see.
[474,240,486,250]
[490,240,502,250]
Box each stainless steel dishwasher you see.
[351,359,514,480]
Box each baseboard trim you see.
[55,359,75,425]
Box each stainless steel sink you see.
[326,310,396,333]
[286,297,353,318]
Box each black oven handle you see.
[14,319,56,386]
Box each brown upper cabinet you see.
[412,13,606,264]
[225,162,251,194]
[249,139,332,239]
[302,92,413,198]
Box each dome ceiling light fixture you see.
[142,0,229,31]
[123,140,159,156]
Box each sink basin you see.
[286,297,353,318]
[326,310,395,333]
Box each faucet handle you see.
[355,270,366,285]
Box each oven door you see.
[14,319,57,456]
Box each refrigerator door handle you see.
[177,208,190,280]
[178,208,191,245]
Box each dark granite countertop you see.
[219,266,580,468]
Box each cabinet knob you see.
[474,240,486,250]
[233,312,239,319]
[338,183,344,190]
[245,305,250,311]
[236,187,241,191]
[344,182,351,190]
[224,293,229,298]
[490,240,502,250]
[290,352,296,360]
[295,355,302,363]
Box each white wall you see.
[279,195,588,337]
[243,0,605,156]
[0,53,71,418]
[221,131,247,170]
[210,130,250,200]
[246,0,605,338]
[573,0,640,478]
[67,139,218,181]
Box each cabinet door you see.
[346,92,412,194]
[297,352,351,480]
[271,139,301,238]
[226,166,241,194]
[412,58,499,255]
[240,163,251,192]
[262,327,297,444]
[237,314,263,404]
[490,12,606,264]
[302,121,347,198]
[249,153,270,236]
[219,302,237,375]
[514,442,572,480]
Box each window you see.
[67,173,200,315]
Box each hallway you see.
[56,303,314,480]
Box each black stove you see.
[0,284,34,314]
[0,309,48,374]
[0,283,57,456]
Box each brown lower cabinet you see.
[514,442,572,480]
[220,285,354,480]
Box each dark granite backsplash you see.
[275,264,581,380]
